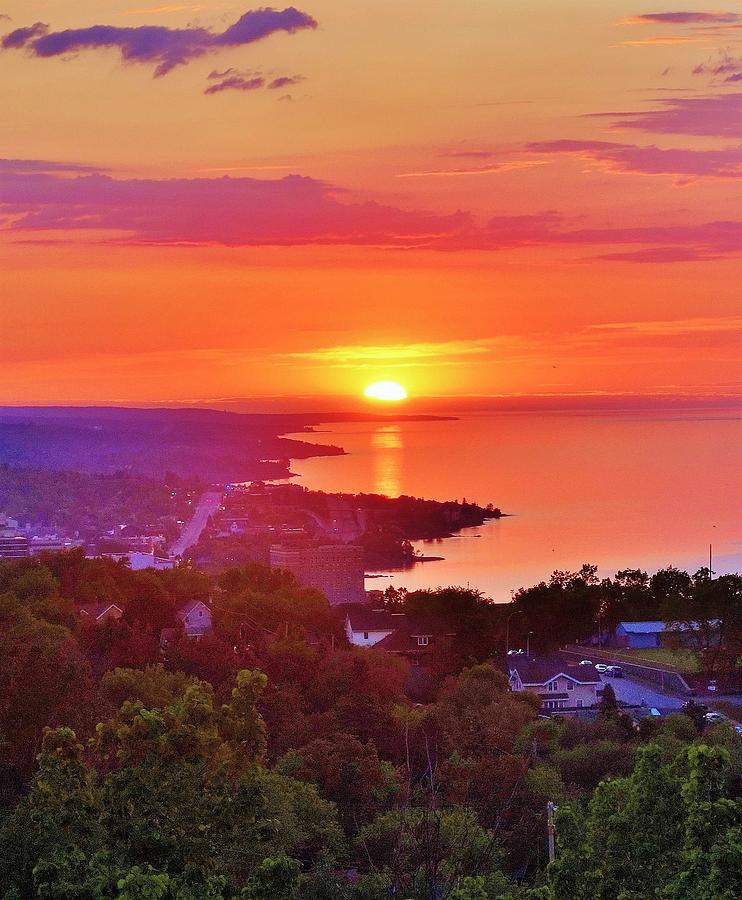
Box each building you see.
[0,518,30,560]
[610,620,718,650]
[344,606,403,646]
[176,600,213,638]
[508,655,601,713]
[79,602,125,624]
[98,550,175,571]
[270,543,365,606]
[374,616,456,667]
[29,536,85,555]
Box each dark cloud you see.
[527,139,742,179]
[205,73,264,94]
[589,92,742,138]
[1,161,740,261]
[2,21,47,49]
[2,7,317,78]
[626,12,741,25]
[267,74,303,89]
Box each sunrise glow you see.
[363,381,408,402]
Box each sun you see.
[363,380,408,402]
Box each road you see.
[602,672,684,711]
[169,491,223,558]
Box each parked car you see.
[594,663,609,673]
[683,701,708,715]
[579,659,593,666]
[648,708,662,717]
[507,649,524,656]
[605,665,624,678]
[735,725,742,735]
[707,680,718,692]
[704,711,724,724]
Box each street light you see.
[506,608,523,655]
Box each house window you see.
[576,699,583,708]
[547,679,559,692]
[417,636,429,646]
[363,631,369,640]
[567,681,574,691]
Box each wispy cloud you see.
[590,316,742,336]
[693,52,742,84]
[526,139,742,181]
[396,160,545,178]
[203,67,304,95]
[282,340,499,366]
[589,92,742,138]
[622,12,741,26]
[620,35,708,46]
[121,5,208,15]
[2,7,317,78]
[1,159,741,261]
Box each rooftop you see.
[509,653,601,685]
[344,605,403,632]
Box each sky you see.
[0,1,741,407]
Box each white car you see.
[704,711,724,724]
[579,659,593,666]
[594,663,609,673]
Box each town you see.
[1,477,739,897]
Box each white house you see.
[508,655,601,713]
[176,600,213,638]
[344,606,403,647]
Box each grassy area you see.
[603,648,701,673]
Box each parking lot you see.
[600,670,684,711]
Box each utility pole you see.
[527,630,534,657]
[547,801,557,864]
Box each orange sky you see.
[0,2,740,405]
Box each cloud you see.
[203,68,303,94]
[2,21,47,48]
[205,72,264,94]
[590,316,742,336]
[284,340,498,365]
[2,6,317,78]
[121,5,207,15]
[620,35,708,46]
[623,12,741,26]
[396,160,545,178]
[0,158,103,174]
[590,92,742,138]
[267,74,303,89]
[693,52,742,84]
[1,160,741,261]
[526,139,742,180]
[0,163,472,247]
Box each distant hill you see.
[0,407,452,482]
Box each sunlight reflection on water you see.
[371,424,402,497]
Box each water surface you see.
[286,411,741,600]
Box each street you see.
[169,490,223,558]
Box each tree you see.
[241,855,300,900]
[545,742,741,900]
[276,732,399,832]
[598,683,617,715]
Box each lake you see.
[285,410,742,600]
